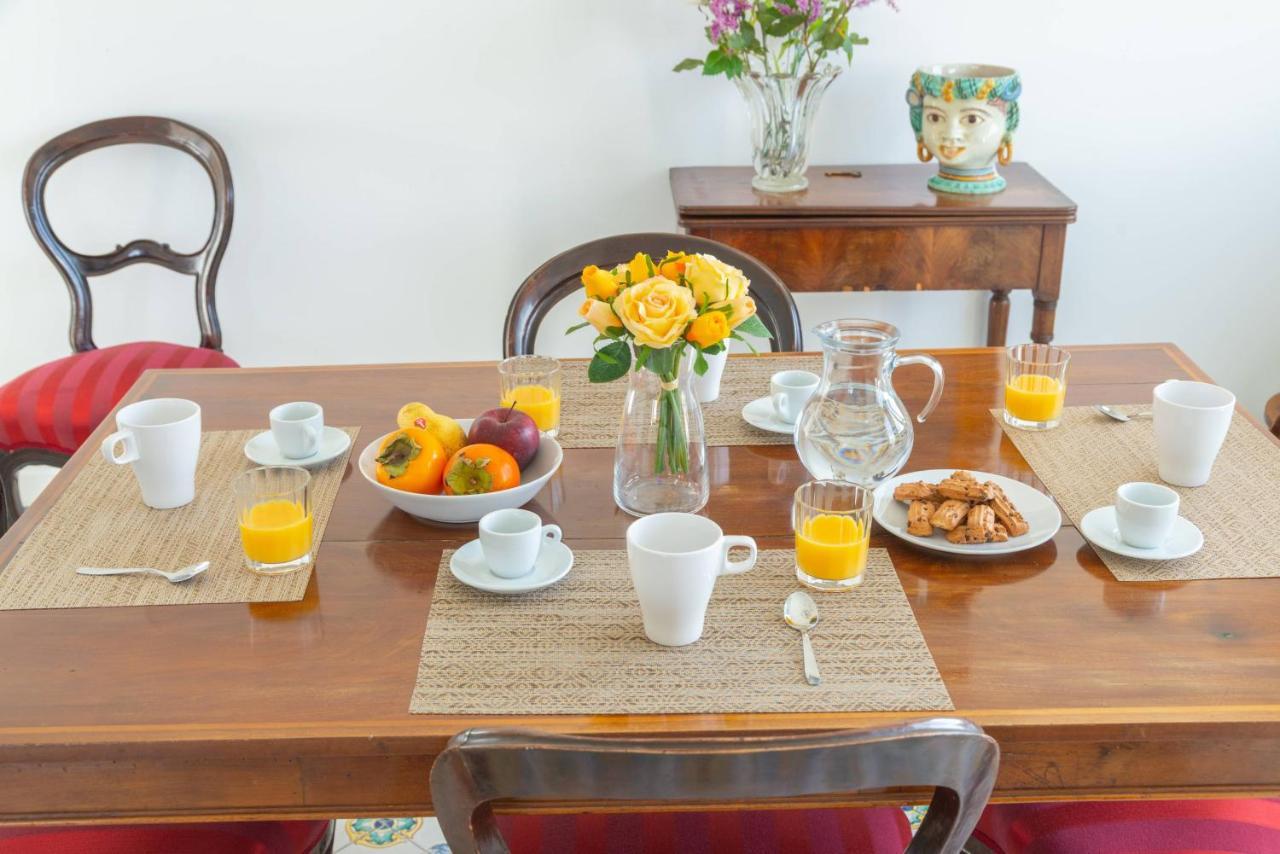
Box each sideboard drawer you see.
[696,224,1043,293]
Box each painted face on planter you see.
[921,96,1005,170]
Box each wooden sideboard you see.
[670,164,1077,346]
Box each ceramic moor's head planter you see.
[907,63,1021,194]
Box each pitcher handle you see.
[893,354,945,423]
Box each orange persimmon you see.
[375,427,446,494]
[442,444,520,495]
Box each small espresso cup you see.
[100,398,202,509]
[771,370,819,424]
[270,401,324,459]
[1114,482,1179,549]
[1153,380,1234,487]
[626,513,757,647]
[478,508,562,579]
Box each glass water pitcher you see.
[794,319,945,486]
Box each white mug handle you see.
[541,524,562,544]
[304,423,322,454]
[100,429,140,465]
[720,535,757,576]
[772,393,793,422]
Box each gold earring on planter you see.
[916,141,933,163]
[998,141,1013,166]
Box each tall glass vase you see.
[613,348,709,516]
[734,66,840,193]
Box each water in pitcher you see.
[793,320,945,487]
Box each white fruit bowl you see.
[357,419,563,525]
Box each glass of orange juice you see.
[793,480,872,591]
[1004,343,1071,431]
[499,355,562,438]
[235,466,312,575]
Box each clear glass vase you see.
[734,66,840,193]
[613,349,709,517]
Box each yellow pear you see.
[397,402,465,458]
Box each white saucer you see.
[741,396,798,435]
[244,427,352,468]
[449,538,573,594]
[1079,506,1204,560]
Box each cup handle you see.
[304,423,322,454]
[720,535,757,576]
[772,393,791,422]
[100,429,139,465]
[542,524,562,544]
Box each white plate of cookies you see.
[873,469,1061,556]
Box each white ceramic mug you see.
[771,370,819,424]
[626,512,757,647]
[1153,380,1234,487]
[100,398,201,509]
[681,347,729,403]
[270,401,324,459]
[1114,481,1179,549]
[478,508,562,579]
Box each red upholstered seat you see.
[495,807,913,854]
[974,799,1280,854]
[0,341,237,454]
[0,819,329,853]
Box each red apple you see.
[467,405,541,469]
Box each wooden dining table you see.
[3,343,1279,826]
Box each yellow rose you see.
[610,252,654,288]
[685,311,730,349]
[725,295,757,329]
[581,265,619,300]
[658,251,687,280]
[613,276,698,349]
[683,253,748,308]
[579,298,622,334]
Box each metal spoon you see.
[77,561,210,583]
[1095,405,1151,422]
[783,590,822,686]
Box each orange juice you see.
[239,499,312,565]
[1004,374,1066,423]
[795,513,869,582]
[500,384,561,432]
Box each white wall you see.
[2,0,1278,414]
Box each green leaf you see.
[564,321,591,335]
[673,58,704,72]
[588,341,631,383]
[729,331,761,354]
[694,349,709,376]
[634,344,652,372]
[766,13,807,37]
[702,342,726,356]
[601,325,626,339]
[724,55,746,79]
[821,28,844,51]
[734,314,773,339]
[703,49,731,76]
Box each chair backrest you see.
[430,718,999,854]
[504,232,803,357]
[22,116,234,353]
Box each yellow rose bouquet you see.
[568,251,772,479]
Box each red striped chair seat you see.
[495,807,913,854]
[0,341,237,454]
[973,799,1280,853]
[0,819,330,853]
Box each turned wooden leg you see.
[1031,223,1067,345]
[986,290,1010,347]
[1031,298,1058,344]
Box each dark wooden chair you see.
[430,718,999,854]
[504,233,804,357]
[1267,394,1280,438]
[0,116,239,533]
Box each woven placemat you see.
[557,354,821,448]
[995,406,1280,581]
[411,548,952,715]
[0,427,358,610]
